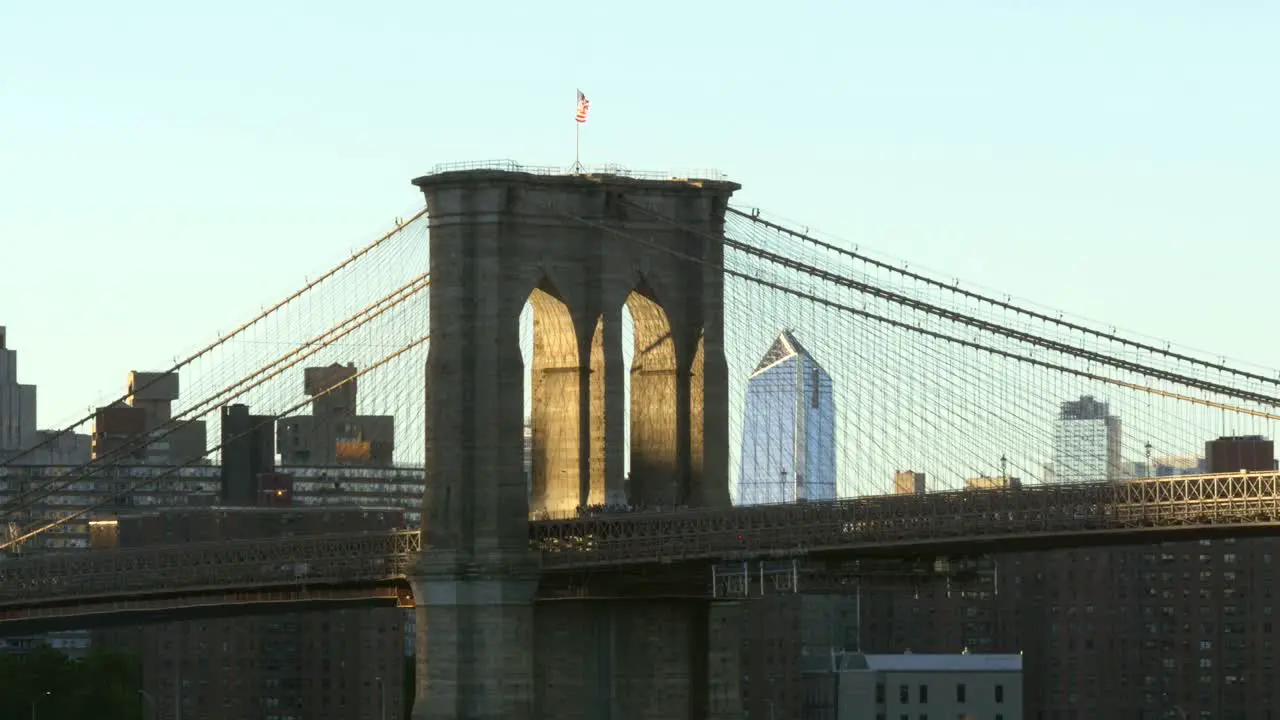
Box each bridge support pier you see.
[410,166,739,719]
[533,598,743,720]
[706,601,745,720]
[410,552,541,720]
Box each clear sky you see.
[1,1,1277,429]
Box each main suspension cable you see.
[554,204,1280,422]
[634,202,1280,407]
[729,207,1280,388]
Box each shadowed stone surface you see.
[409,169,740,720]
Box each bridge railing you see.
[4,473,1280,611]
[426,160,730,183]
[530,472,1280,568]
[0,530,421,607]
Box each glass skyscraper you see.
[735,330,836,505]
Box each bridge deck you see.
[1,473,1277,623]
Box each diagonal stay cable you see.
[550,203,1280,423]
[1,207,429,470]
[0,334,430,551]
[1,273,430,518]
[630,201,1280,408]
[730,207,1280,388]
[2,272,429,517]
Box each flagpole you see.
[572,89,588,174]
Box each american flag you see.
[575,89,590,124]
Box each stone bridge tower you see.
[408,167,740,719]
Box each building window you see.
[876,684,885,704]
[995,684,1004,703]
[956,683,966,702]
[900,684,909,703]
[919,685,928,703]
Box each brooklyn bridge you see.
[3,163,1280,719]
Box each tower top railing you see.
[427,159,731,183]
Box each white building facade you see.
[1051,395,1121,484]
[804,652,1023,720]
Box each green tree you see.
[0,645,141,720]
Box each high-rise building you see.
[736,330,836,505]
[1051,395,1121,484]
[91,371,206,465]
[277,363,395,466]
[1205,435,1276,474]
[740,593,860,719]
[220,403,277,505]
[857,536,1280,719]
[0,328,90,466]
[893,470,927,495]
[94,506,407,720]
[125,371,206,465]
[0,326,37,456]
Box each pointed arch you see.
[526,278,582,516]
[626,279,680,506]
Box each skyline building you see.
[893,470,926,495]
[735,329,836,505]
[1051,395,1121,484]
[277,363,395,466]
[0,326,90,466]
[0,326,37,456]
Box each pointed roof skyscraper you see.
[751,329,815,377]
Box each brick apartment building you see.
[856,538,1280,720]
[94,506,407,720]
[744,538,1280,720]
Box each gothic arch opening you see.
[625,284,679,507]
[521,281,582,517]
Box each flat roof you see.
[861,653,1022,673]
[111,505,406,520]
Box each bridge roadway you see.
[1,471,1278,632]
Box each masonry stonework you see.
[409,169,739,719]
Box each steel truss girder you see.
[0,530,421,607]
[0,586,405,635]
[530,472,1280,568]
[3,472,1280,614]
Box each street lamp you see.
[31,691,51,720]
[138,689,157,720]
